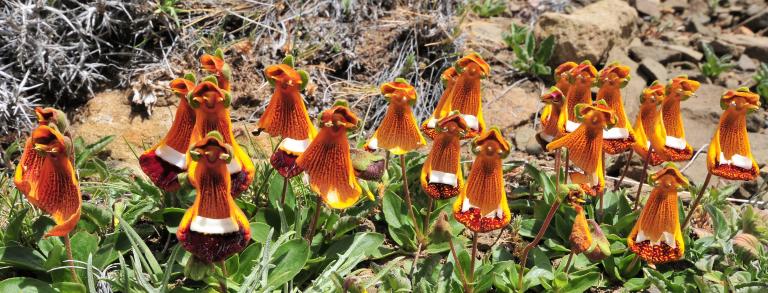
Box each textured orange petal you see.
[296,126,361,209]
[200,54,231,91]
[628,169,685,264]
[660,77,698,155]
[421,119,465,199]
[570,205,592,254]
[451,55,487,137]
[15,126,81,237]
[258,64,316,140]
[597,65,635,154]
[708,92,759,181]
[369,105,425,155]
[190,83,254,197]
[554,61,578,95]
[177,137,250,263]
[452,134,510,232]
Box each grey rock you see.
[639,58,668,82]
[746,111,766,133]
[717,34,768,63]
[667,68,706,83]
[687,15,714,35]
[661,0,687,12]
[629,46,679,64]
[664,44,704,62]
[632,0,661,18]
[707,39,744,57]
[535,0,638,65]
[737,55,757,71]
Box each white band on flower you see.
[190,216,239,234]
[664,136,687,150]
[227,158,242,174]
[635,230,677,248]
[603,127,629,140]
[426,117,438,128]
[719,152,752,169]
[460,197,503,218]
[565,120,581,132]
[156,144,187,169]
[279,138,310,154]
[461,114,479,130]
[367,137,379,150]
[429,170,457,187]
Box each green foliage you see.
[753,62,768,105]
[2,132,768,292]
[503,24,556,77]
[471,0,506,18]
[700,43,735,80]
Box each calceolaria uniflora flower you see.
[420,113,469,199]
[547,100,617,196]
[453,128,511,233]
[199,48,232,92]
[536,86,566,146]
[632,83,671,166]
[188,77,255,197]
[364,78,426,155]
[15,124,81,237]
[707,88,761,181]
[139,74,197,192]
[660,75,700,161]
[296,100,362,209]
[596,63,635,154]
[177,132,251,263]
[627,164,688,264]
[563,61,598,133]
[448,53,490,138]
[422,67,459,139]
[257,56,316,178]
[569,204,611,262]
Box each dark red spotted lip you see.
[139,151,182,192]
[179,228,249,263]
[454,207,508,233]
[270,149,304,178]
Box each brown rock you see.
[639,58,668,82]
[632,0,661,18]
[535,0,638,65]
[717,34,768,62]
[483,86,540,132]
[606,47,646,121]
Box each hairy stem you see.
[400,154,422,238]
[633,146,653,210]
[469,232,479,293]
[63,233,79,283]
[614,149,633,191]
[682,172,713,230]
[279,176,289,205]
[305,196,323,243]
[447,235,469,292]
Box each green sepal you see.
[189,149,201,161]
[214,48,225,60]
[573,104,587,122]
[282,55,295,67]
[720,100,729,110]
[206,131,224,142]
[333,99,349,108]
[222,64,232,83]
[619,76,630,88]
[298,69,309,91]
[202,75,219,86]
[183,73,197,83]
[223,91,232,108]
[184,257,214,281]
[187,93,200,109]
[453,61,464,74]
[395,77,408,84]
[736,87,750,93]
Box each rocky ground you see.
[67,0,768,203]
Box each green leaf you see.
[0,246,47,272]
[3,207,29,245]
[52,282,86,293]
[250,222,272,244]
[706,205,731,239]
[76,135,115,168]
[535,36,555,63]
[0,277,56,293]
[268,239,310,288]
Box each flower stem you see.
[279,176,289,205]
[218,260,228,293]
[518,200,561,290]
[564,251,575,274]
[423,197,434,234]
[409,242,424,288]
[400,154,422,238]
[682,172,712,230]
[633,146,653,210]
[564,150,570,183]
[63,233,79,283]
[305,196,322,243]
[623,254,641,277]
[469,231,479,293]
[614,149,633,191]
[447,235,469,292]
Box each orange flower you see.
[453,128,511,232]
[257,57,317,178]
[563,61,598,134]
[628,165,688,264]
[188,78,255,197]
[14,125,81,237]
[421,67,459,139]
[707,88,761,181]
[139,74,198,192]
[631,83,670,166]
[34,107,69,133]
[177,132,250,263]
[200,49,232,92]
[554,61,578,95]
[536,87,566,146]
[420,113,470,199]
[596,63,635,154]
[449,53,490,138]
[660,76,700,161]
[296,101,362,209]
[364,78,426,154]
[547,100,616,196]
[570,204,592,254]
